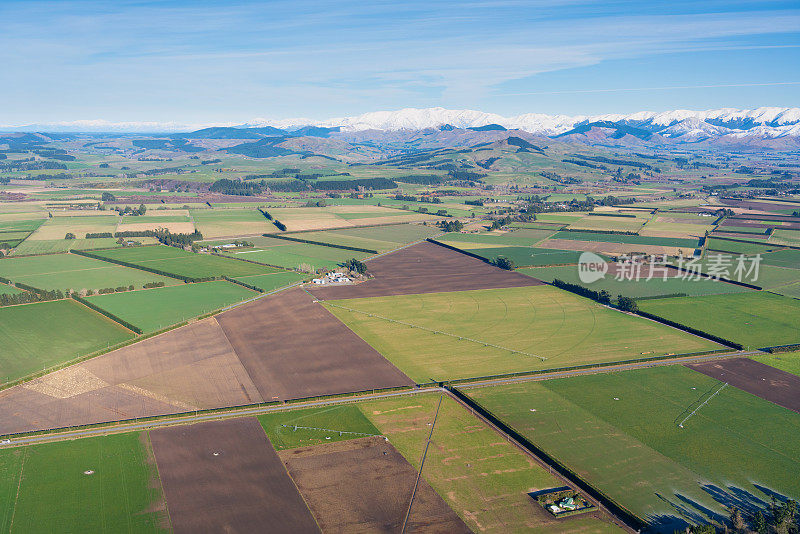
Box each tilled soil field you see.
[150,417,321,534]
[217,288,414,401]
[309,241,541,300]
[687,357,800,413]
[280,436,471,533]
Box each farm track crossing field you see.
[520,265,751,297]
[0,431,168,533]
[150,418,320,534]
[638,292,800,349]
[324,285,719,382]
[464,366,800,530]
[0,299,134,384]
[309,241,542,300]
[216,288,414,400]
[465,245,588,266]
[361,393,621,533]
[85,281,258,332]
[279,436,471,533]
[687,358,800,413]
[88,245,284,279]
[0,253,177,291]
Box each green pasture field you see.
[0,299,134,383]
[228,239,371,270]
[29,215,119,240]
[716,225,770,235]
[0,219,46,233]
[0,282,23,295]
[466,246,586,266]
[0,432,168,533]
[189,208,274,238]
[550,231,698,248]
[291,223,440,253]
[510,221,567,230]
[685,253,800,296]
[751,351,800,377]
[704,237,780,255]
[520,265,751,298]
[464,366,800,529]
[771,229,800,245]
[89,246,284,279]
[257,404,381,450]
[532,213,586,224]
[232,271,306,292]
[0,253,177,291]
[760,248,800,269]
[638,291,800,348]
[86,281,257,332]
[438,228,555,246]
[0,231,34,242]
[568,216,647,233]
[361,393,620,533]
[11,237,158,256]
[324,285,719,382]
[638,221,714,238]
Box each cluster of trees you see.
[23,172,73,181]
[464,199,484,206]
[689,499,798,534]
[0,161,67,172]
[437,220,464,232]
[490,216,515,229]
[304,200,327,207]
[211,177,398,195]
[0,287,67,307]
[101,192,116,201]
[273,220,287,231]
[97,285,136,294]
[394,194,442,204]
[552,279,613,305]
[153,228,203,247]
[491,256,515,270]
[113,204,147,216]
[344,258,368,274]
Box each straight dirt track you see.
[150,417,320,534]
[309,240,542,300]
[686,357,800,413]
[280,436,470,533]
[216,287,414,401]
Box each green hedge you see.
[765,344,800,354]
[222,275,264,293]
[634,309,743,350]
[71,248,198,282]
[71,294,143,334]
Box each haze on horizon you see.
[1,0,799,126]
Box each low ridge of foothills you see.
[0,123,799,534]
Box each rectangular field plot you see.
[323,285,719,382]
[638,292,800,349]
[223,236,371,270]
[520,265,751,298]
[267,205,436,231]
[751,350,800,378]
[550,231,698,248]
[0,432,168,533]
[189,208,273,238]
[150,418,319,534]
[0,299,134,384]
[464,366,800,530]
[567,215,647,233]
[11,237,158,255]
[0,253,177,291]
[85,281,258,332]
[233,271,306,292]
[360,393,621,533]
[439,228,556,247]
[88,245,284,279]
[280,436,471,534]
[28,214,119,240]
[294,223,440,253]
[463,245,585,267]
[258,404,381,450]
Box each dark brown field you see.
[310,241,541,300]
[280,436,471,533]
[217,288,413,401]
[150,417,320,534]
[687,358,800,413]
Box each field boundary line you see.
[324,301,547,361]
[401,394,443,534]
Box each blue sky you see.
[1,0,799,124]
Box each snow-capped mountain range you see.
[4,107,800,142]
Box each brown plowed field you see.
[687,357,800,413]
[309,241,541,300]
[280,436,471,533]
[0,318,263,434]
[151,417,320,534]
[216,288,413,401]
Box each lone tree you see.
[492,256,515,270]
[101,192,116,201]
[617,295,638,312]
[64,232,76,240]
